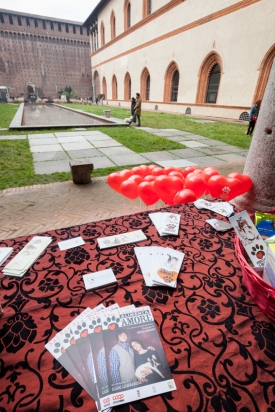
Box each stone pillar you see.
[232,59,275,212]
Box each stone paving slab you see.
[194,146,236,155]
[86,135,112,141]
[91,140,123,148]
[67,148,103,158]
[99,146,135,156]
[164,129,193,135]
[214,153,247,162]
[197,138,228,146]
[61,141,93,151]
[191,156,227,166]
[165,136,190,142]
[57,136,88,143]
[74,157,116,168]
[186,134,209,140]
[169,148,206,158]
[33,152,70,162]
[29,138,58,146]
[34,160,70,174]
[183,141,209,148]
[30,144,63,153]
[155,159,198,167]
[150,131,177,137]
[28,133,55,138]
[108,153,150,166]
[140,151,180,161]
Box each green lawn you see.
[0,103,250,190]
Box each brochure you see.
[0,247,13,266]
[229,210,267,267]
[194,199,234,217]
[206,219,233,232]
[58,236,85,251]
[97,230,147,249]
[83,269,117,291]
[3,236,52,277]
[149,212,180,236]
[135,246,184,288]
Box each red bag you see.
[252,116,258,121]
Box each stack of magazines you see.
[45,304,176,411]
[149,212,180,236]
[135,246,184,288]
[2,236,52,277]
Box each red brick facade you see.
[0,8,92,100]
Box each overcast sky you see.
[0,0,101,22]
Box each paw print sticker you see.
[103,315,120,331]
[251,244,265,259]
[74,321,88,338]
[88,318,102,333]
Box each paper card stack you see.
[194,199,234,217]
[134,246,184,288]
[83,269,117,291]
[149,212,180,236]
[2,236,52,277]
[45,304,176,412]
[97,229,147,249]
[0,247,13,266]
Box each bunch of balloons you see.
[107,165,252,206]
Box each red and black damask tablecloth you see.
[1,202,275,412]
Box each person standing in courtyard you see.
[246,100,261,136]
[129,93,142,126]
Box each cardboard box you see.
[263,244,275,287]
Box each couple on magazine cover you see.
[108,328,165,389]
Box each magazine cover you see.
[89,305,176,411]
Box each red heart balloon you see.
[154,175,184,205]
[131,165,150,177]
[164,166,177,174]
[185,173,206,198]
[148,164,156,170]
[144,175,156,182]
[129,174,143,185]
[152,167,166,176]
[107,172,124,193]
[202,167,220,184]
[227,173,253,193]
[174,189,197,204]
[138,182,159,206]
[120,169,133,180]
[120,179,139,200]
[182,166,198,178]
[207,175,242,200]
[168,171,185,182]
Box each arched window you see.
[100,22,105,46]
[102,77,107,99]
[253,43,275,103]
[196,51,223,104]
[163,61,180,102]
[93,71,100,97]
[124,1,131,30]
[140,67,150,101]
[110,10,116,39]
[112,75,118,100]
[143,0,152,17]
[124,72,131,100]
[205,64,221,103]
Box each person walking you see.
[246,100,261,136]
[128,93,142,126]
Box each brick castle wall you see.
[0,9,92,99]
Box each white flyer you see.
[229,210,267,267]
[97,230,147,249]
[194,199,234,217]
[149,212,180,236]
[0,247,13,266]
[58,236,85,251]
[83,269,117,291]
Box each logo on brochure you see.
[103,397,110,404]
[112,394,124,404]
[137,390,141,397]
[152,385,157,394]
[251,244,265,260]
